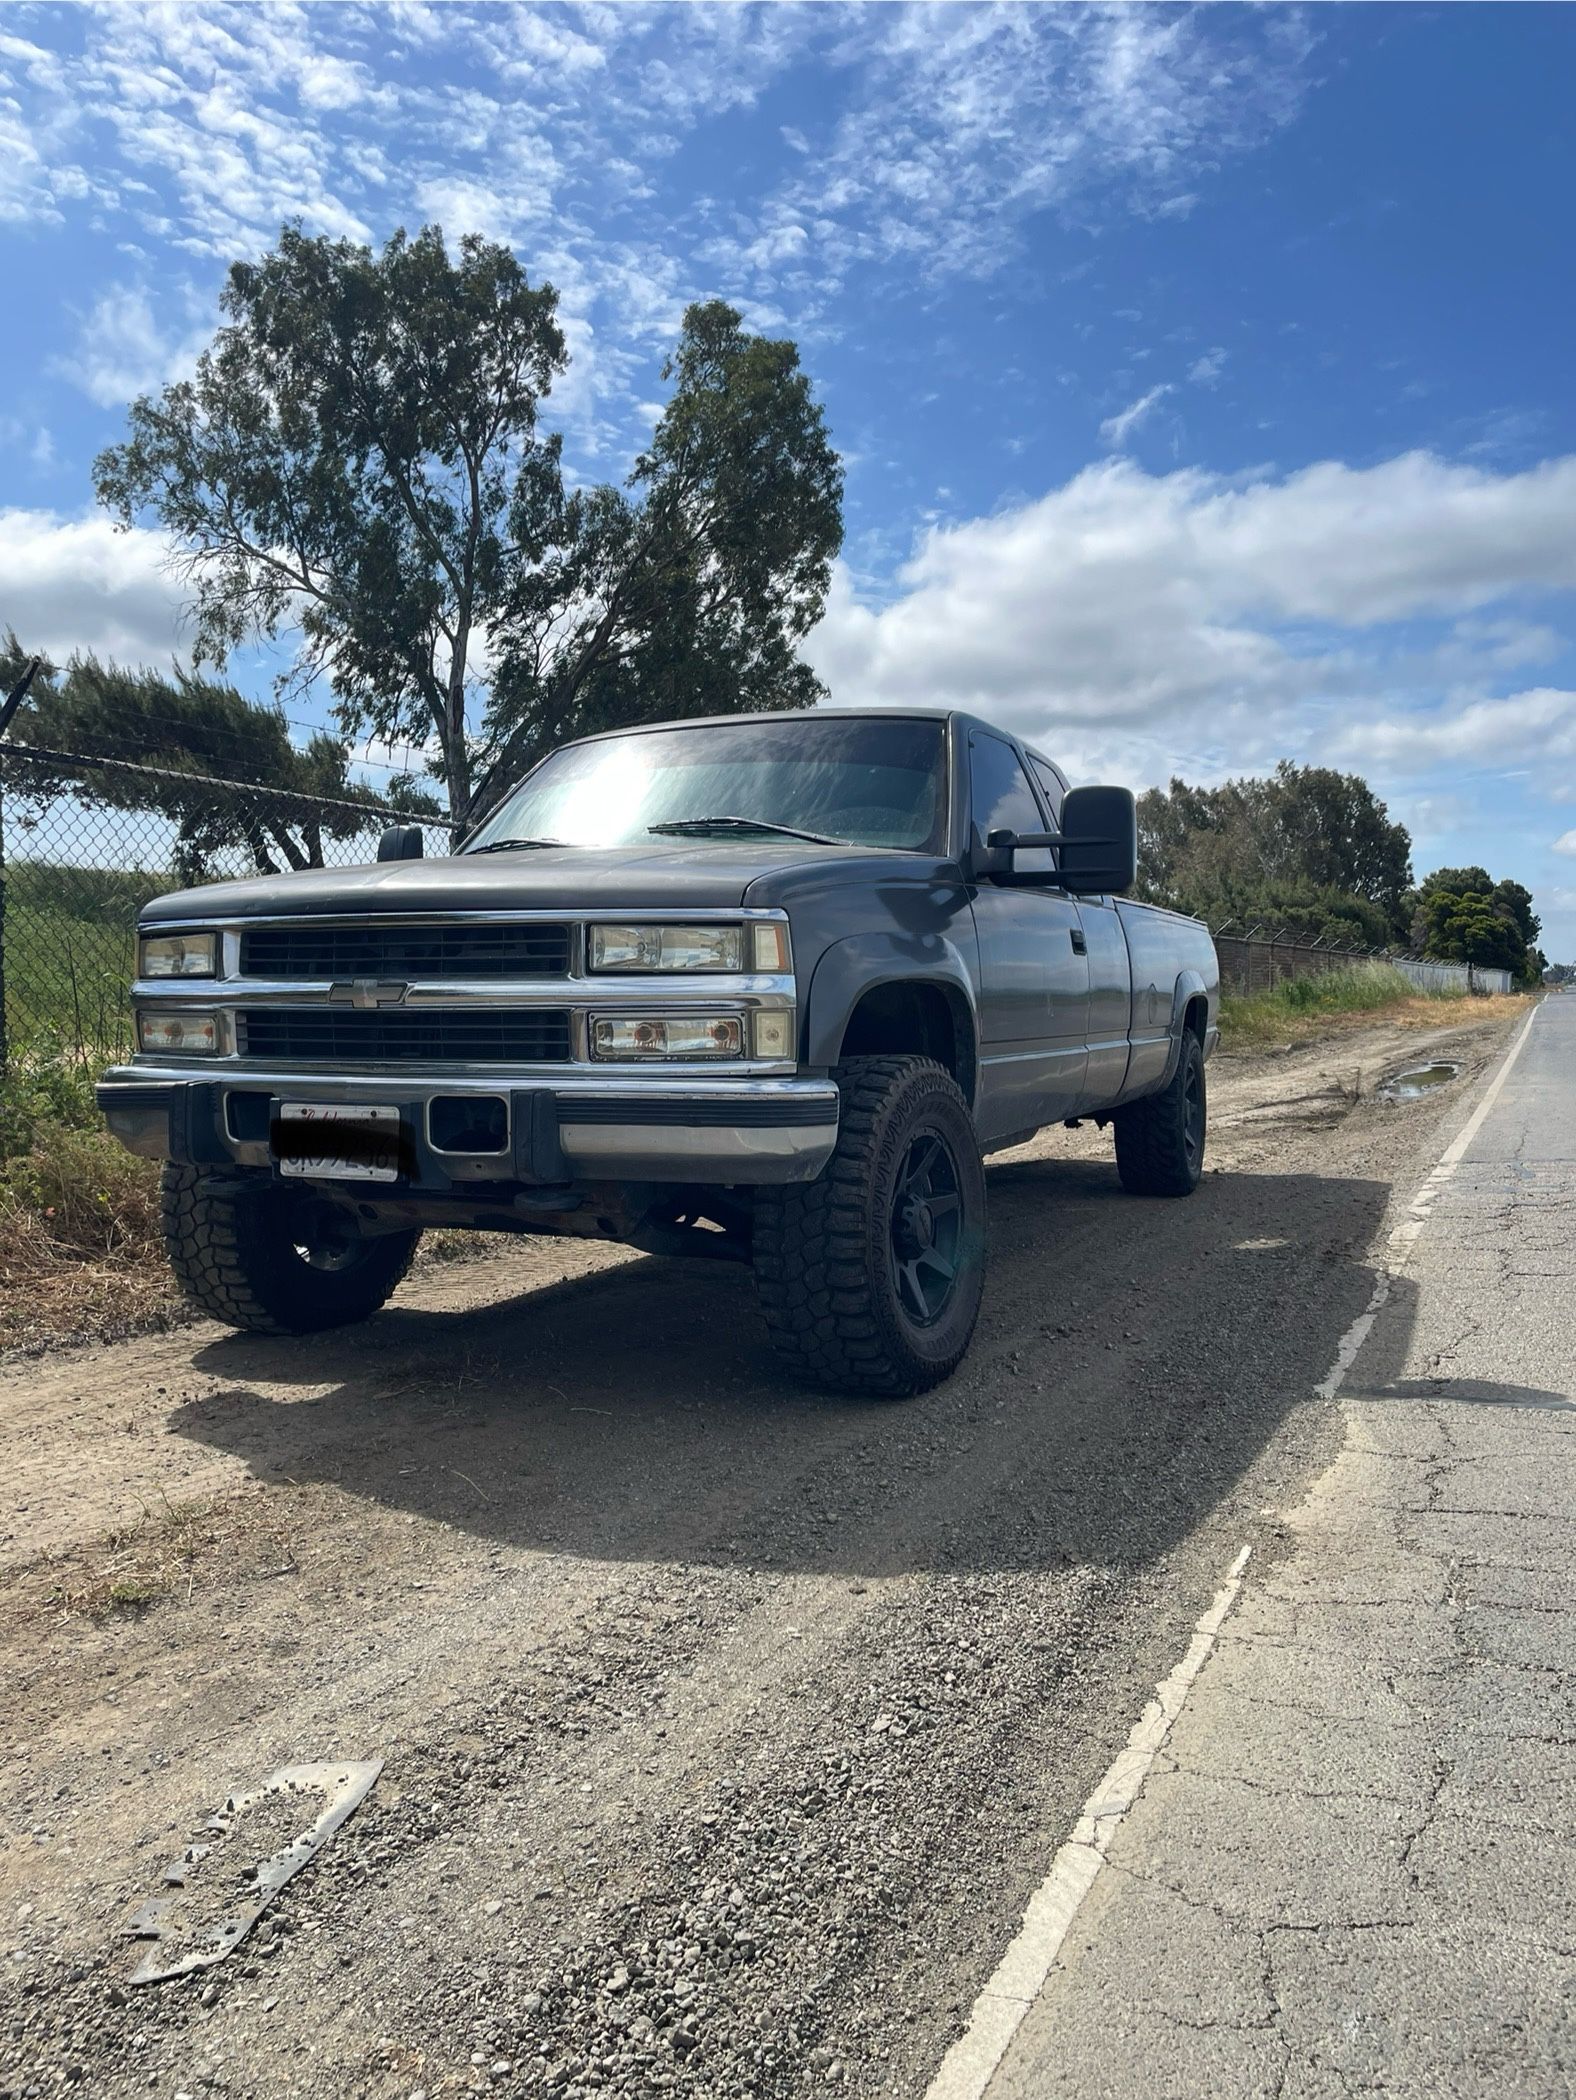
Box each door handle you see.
[1070,929,1087,955]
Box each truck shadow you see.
[169,1158,1413,1578]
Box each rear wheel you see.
[752,1055,987,1398]
[160,1164,421,1334]
[1113,1030,1206,1197]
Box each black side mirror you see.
[1057,785,1136,894]
[376,824,425,862]
[985,784,1137,894]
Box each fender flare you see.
[804,933,980,1102]
[1156,967,1214,1088]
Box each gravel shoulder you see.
[0,1005,1527,2100]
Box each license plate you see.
[275,1102,402,1183]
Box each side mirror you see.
[376,824,425,862]
[1057,785,1136,894]
[985,784,1137,894]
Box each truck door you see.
[966,731,1089,1146]
[1073,896,1133,1108]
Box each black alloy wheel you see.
[888,1128,965,1327]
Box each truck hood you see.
[140,839,901,923]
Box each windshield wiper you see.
[465,836,569,854]
[648,815,851,847]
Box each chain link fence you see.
[1211,928,1511,1000]
[0,741,448,1069]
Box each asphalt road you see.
[0,1003,1555,2100]
[979,994,1576,2100]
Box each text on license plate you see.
[275,1102,402,1182]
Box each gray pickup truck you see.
[98,709,1218,1396]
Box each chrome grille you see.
[239,920,571,981]
[239,1007,572,1064]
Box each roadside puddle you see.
[1380,1061,1460,1102]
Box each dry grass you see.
[0,1115,183,1349]
[1220,976,1532,1053]
[21,1484,312,1625]
[46,1493,225,1618]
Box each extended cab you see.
[98,710,1218,1395]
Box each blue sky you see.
[4,2,1576,955]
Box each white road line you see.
[926,1003,1543,2100]
[922,1544,1252,2100]
[1314,1002,1540,1400]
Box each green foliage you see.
[0,863,165,1063]
[1220,962,1466,1047]
[94,225,843,831]
[1137,762,1413,942]
[1408,866,1543,982]
[0,1044,103,1162]
[1,860,170,1062]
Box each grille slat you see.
[240,1008,572,1064]
[240,921,570,981]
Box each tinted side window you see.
[970,734,1043,842]
[1029,758,1064,822]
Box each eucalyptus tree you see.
[96,226,843,834]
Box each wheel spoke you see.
[915,1245,955,1281]
[898,1259,928,1318]
[902,1137,941,1196]
[925,1192,961,1222]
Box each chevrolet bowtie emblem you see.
[327,979,410,1010]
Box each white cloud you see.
[806,451,1576,787]
[1554,831,1576,858]
[1338,689,1576,770]
[716,4,1315,292]
[54,283,208,408]
[1187,347,1226,386]
[0,508,185,664]
[1099,384,1173,449]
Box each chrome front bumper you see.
[96,1066,841,1187]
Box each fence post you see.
[0,659,41,1083]
[0,749,6,1079]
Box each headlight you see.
[136,1009,220,1056]
[591,1015,744,1060]
[140,931,217,979]
[589,923,745,972]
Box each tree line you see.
[1138,764,1545,982]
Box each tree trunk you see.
[445,621,473,843]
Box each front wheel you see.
[1113,1030,1206,1197]
[752,1056,987,1398]
[160,1164,422,1334]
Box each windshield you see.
[466,717,949,854]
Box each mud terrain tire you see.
[753,1055,987,1398]
[160,1164,421,1334]
[1113,1029,1206,1197]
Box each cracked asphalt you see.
[985,995,1576,2100]
[0,1003,1557,2100]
